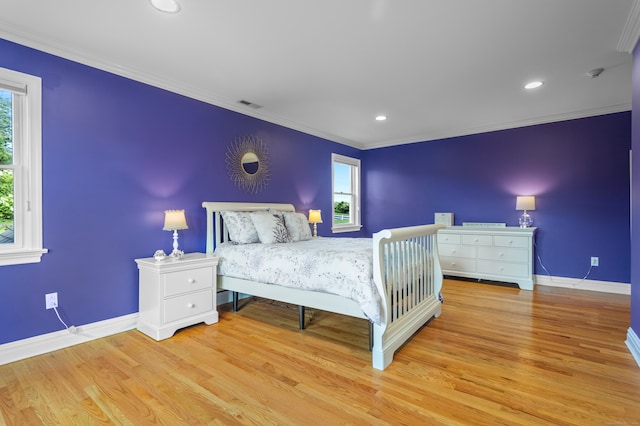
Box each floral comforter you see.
[214,238,382,324]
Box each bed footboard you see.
[371,223,445,370]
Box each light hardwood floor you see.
[1,279,639,425]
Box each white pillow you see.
[250,212,290,244]
[221,211,259,244]
[283,212,312,241]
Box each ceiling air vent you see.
[238,100,263,109]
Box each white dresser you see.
[135,252,219,340]
[437,226,536,290]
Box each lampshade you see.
[515,196,536,211]
[308,209,323,224]
[163,209,188,231]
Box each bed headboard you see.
[201,202,296,254]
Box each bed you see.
[202,201,445,370]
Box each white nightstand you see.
[135,252,219,340]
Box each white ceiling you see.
[0,0,636,149]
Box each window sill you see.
[0,248,48,266]
[332,225,363,234]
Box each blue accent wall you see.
[0,36,635,347]
[362,113,631,284]
[0,38,359,344]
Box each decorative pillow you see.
[221,211,259,244]
[250,212,290,244]
[283,212,312,242]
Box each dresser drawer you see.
[438,233,461,244]
[494,235,529,248]
[164,289,214,323]
[439,243,476,258]
[462,234,493,246]
[477,246,528,262]
[477,260,528,278]
[163,266,214,297]
[440,257,476,273]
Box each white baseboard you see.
[535,275,631,295]
[627,328,640,368]
[0,313,138,366]
[1,292,246,366]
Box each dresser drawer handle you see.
[187,303,195,308]
[187,278,196,284]
[499,252,504,258]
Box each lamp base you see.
[170,249,184,259]
[170,230,184,259]
[519,211,533,228]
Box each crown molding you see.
[0,26,632,151]
[363,103,632,150]
[618,0,640,53]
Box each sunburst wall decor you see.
[225,135,271,194]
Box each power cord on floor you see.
[535,241,593,287]
[53,306,78,334]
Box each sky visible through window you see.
[334,162,351,193]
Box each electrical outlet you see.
[45,292,58,309]
[591,257,599,267]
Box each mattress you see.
[214,237,382,324]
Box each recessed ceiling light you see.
[149,0,181,13]
[375,115,387,121]
[524,81,543,90]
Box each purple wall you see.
[0,37,634,347]
[362,113,631,284]
[0,38,359,344]
[631,44,640,334]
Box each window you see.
[331,153,362,233]
[0,67,46,266]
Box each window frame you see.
[0,67,46,266]
[331,153,362,233]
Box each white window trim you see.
[331,153,362,233]
[0,67,47,266]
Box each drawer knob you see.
[188,278,195,284]
[499,253,504,258]
[187,303,195,308]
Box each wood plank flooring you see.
[1,279,639,425]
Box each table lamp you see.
[163,209,188,257]
[308,209,323,237]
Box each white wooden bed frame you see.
[202,201,445,370]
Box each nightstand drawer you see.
[163,267,214,297]
[164,289,214,323]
